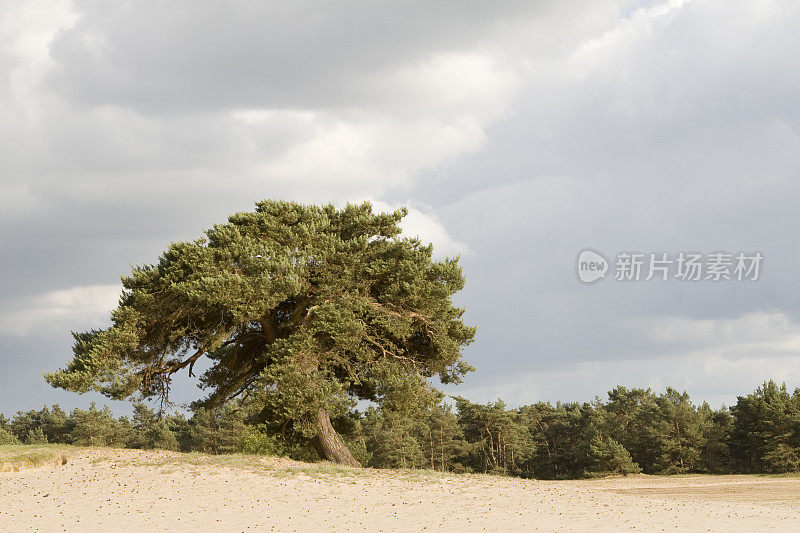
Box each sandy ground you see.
[1,449,799,532]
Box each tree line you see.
[3,379,799,478]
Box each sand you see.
[1,448,799,532]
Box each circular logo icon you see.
[577,249,608,283]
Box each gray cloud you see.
[424,0,800,405]
[2,0,800,415]
[47,0,581,113]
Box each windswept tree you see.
[46,201,475,466]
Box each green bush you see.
[239,425,283,455]
[0,427,19,445]
[25,427,48,445]
[586,436,641,476]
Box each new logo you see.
[577,249,608,283]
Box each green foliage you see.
[239,424,284,456]
[514,401,596,478]
[360,379,462,470]
[10,410,39,443]
[343,433,373,467]
[457,398,535,476]
[182,403,252,455]
[421,403,466,472]
[8,406,72,445]
[143,421,179,451]
[25,427,48,445]
[0,445,72,470]
[123,403,178,450]
[362,406,427,468]
[68,403,122,447]
[731,380,800,473]
[698,403,733,473]
[586,436,641,476]
[597,386,659,472]
[648,388,706,474]
[41,406,70,444]
[0,427,19,445]
[4,380,800,477]
[45,201,475,463]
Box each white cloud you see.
[0,284,120,337]
[250,114,489,199]
[452,351,800,409]
[209,53,517,200]
[0,0,76,97]
[0,6,526,212]
[447,311,800,408]
[370,200,471,259]
[644,312,800,354]
[370,52,519,121]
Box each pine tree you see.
[126,403,179,450]
[25,427,48,444]
[456,398,534,476]
[362,406,426,469]
[698,404,733,473]
[648,388,705,474]
[68,403,120,447]
[731,381,800,473]
[0,427,19,444]
[423,403,466,472]
[586,436,641,476]
[598,386,660,473]
[40,406,70,444]
[46,201,475,466]
[9,410,39,443]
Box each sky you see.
[2,0,800,416]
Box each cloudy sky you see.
[2,0,800,416]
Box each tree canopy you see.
[45,200,475,465]
[17,380,800,476]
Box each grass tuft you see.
[0,444,75,472]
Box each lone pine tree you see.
[46,200,475,466]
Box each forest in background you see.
[2,380,799,478]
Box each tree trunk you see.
[313,409,361,467]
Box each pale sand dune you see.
[1,448,799,532]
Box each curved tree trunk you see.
[313,408,361,467]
